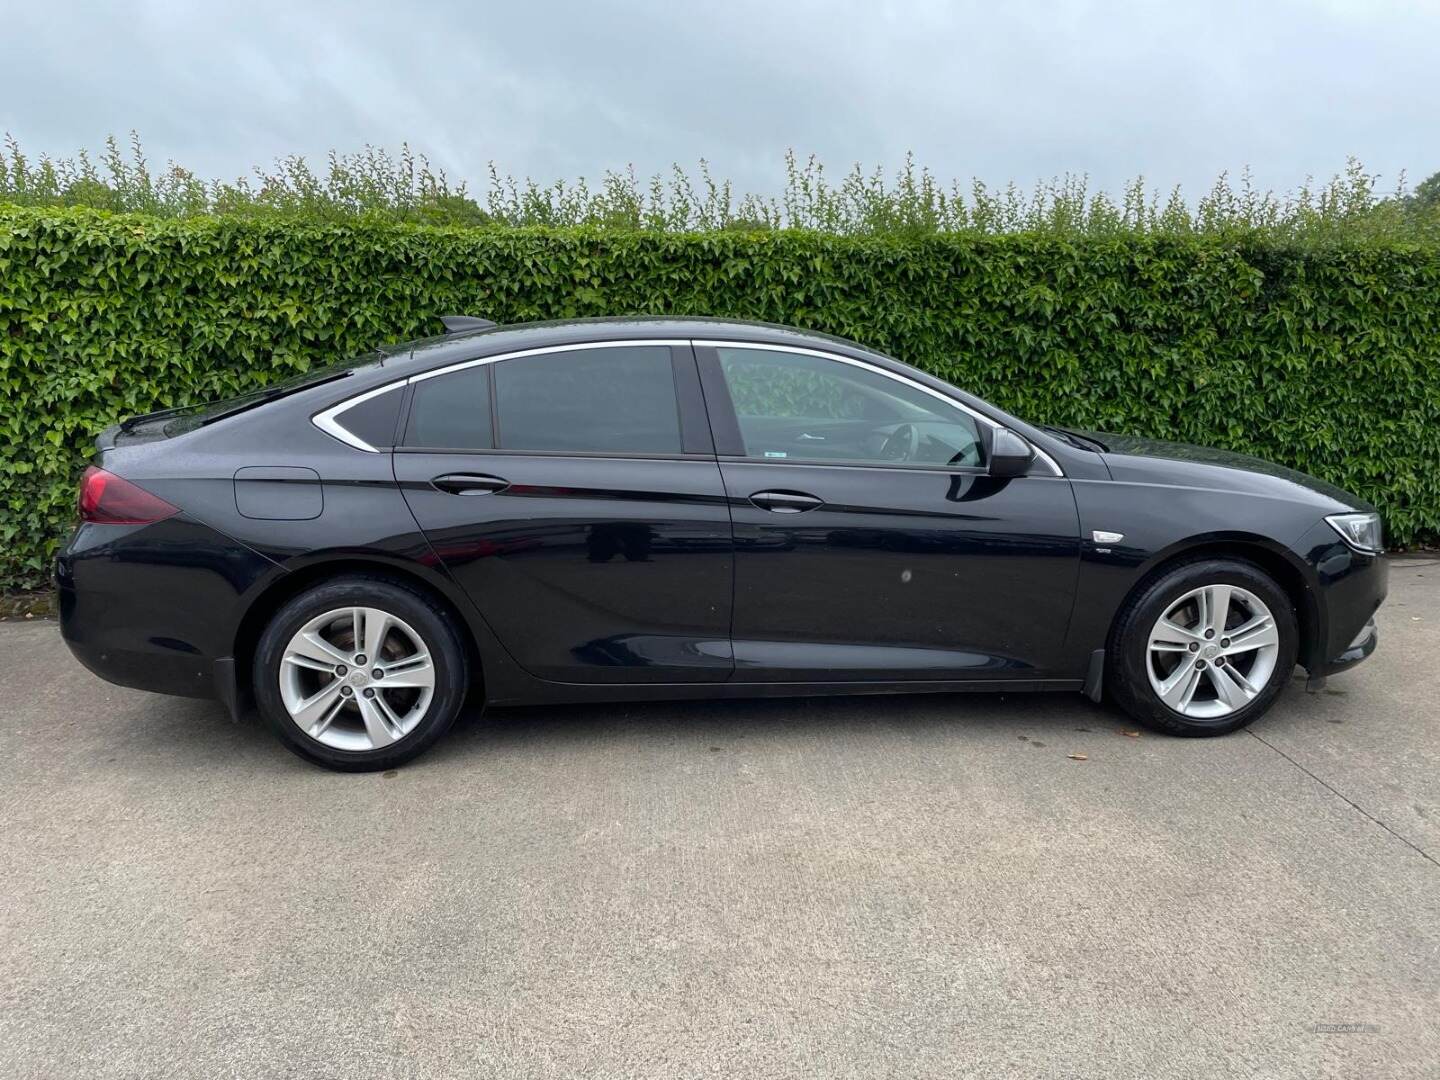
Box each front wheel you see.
[1108,558,1298,736]
[253,575,470,770]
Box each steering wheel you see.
[877,423,918,462]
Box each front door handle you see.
[432,473,509,495]
[749,490,823,514]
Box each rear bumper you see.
[60,632,217,699]
[56,516,277,700]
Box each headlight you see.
[1325,512,1384,555]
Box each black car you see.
[57,317,1387,770]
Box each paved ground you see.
[1,561,1437,1080]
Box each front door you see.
[697,344,1081,682]
[394,342,734,683]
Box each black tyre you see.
[1107,558,1297,736]
[253,574,470,771]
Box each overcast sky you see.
[4,0,1437,201]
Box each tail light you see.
[77,466,179,525]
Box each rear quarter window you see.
[333,387,404,448]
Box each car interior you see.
[719,350,985,467]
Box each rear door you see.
[393,341,734,683]
[697,342,1082,682]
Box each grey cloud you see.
[3,0,1436,200]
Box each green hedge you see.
[2,205,1439,589]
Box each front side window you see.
[715,347,986,467]
[495,346,681,454]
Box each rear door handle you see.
[432,473,509,495]
[749,490,823,513]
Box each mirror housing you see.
[988,428,1034,478]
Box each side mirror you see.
[989,428,1034,478]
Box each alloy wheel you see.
[1146,584,1281,719]
[278,606,436,751]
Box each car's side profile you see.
[57,317,1387,770]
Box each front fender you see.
[1061,478,1331,674]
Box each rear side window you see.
[494,346,681,454]
[405,367,493,449]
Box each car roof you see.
[385,316,891,373]
[336,315,1016,431]
[279,315,1078,477]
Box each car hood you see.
[1078,430,1373,512]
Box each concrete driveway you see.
[1,561,1437,1079]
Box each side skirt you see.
[485,677,1086,708]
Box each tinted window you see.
[495,346,681,454]
[405,367,493,449]
[716,347,985,467]
[338,386,403,448]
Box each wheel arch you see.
[233,555,487,707]
[1120,534,1322,669]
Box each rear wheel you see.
[253,575,469,770]
[1108,558,1297,736]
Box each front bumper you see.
[1323,617,1378,675]
[1298,519,1387,677]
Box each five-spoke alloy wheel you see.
[1109,558,1298,736]
[279,606,437,751]
[254,575,468,771]
[1145,585,1281,719]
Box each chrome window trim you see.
[697,339,1064,478]
[1032,446,1067,478]
[310,336,1064,478]
[311,340,687,451]
[312,383,404,453]
[409,339,690,384]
